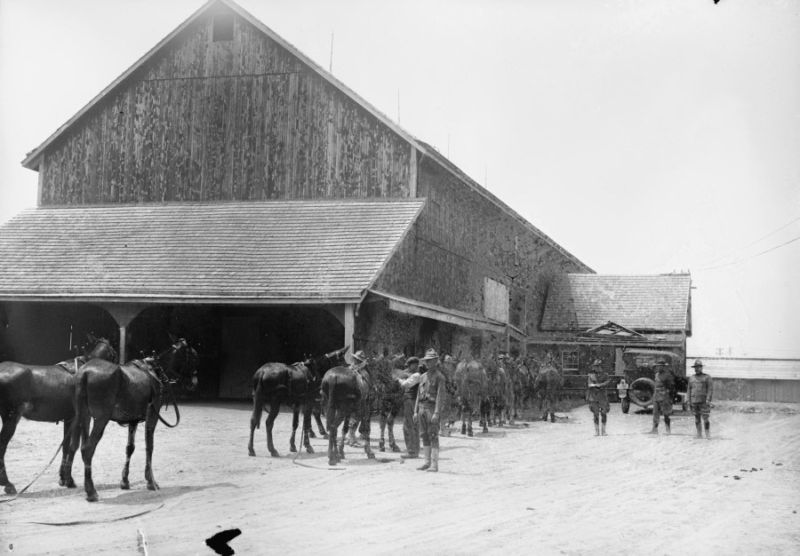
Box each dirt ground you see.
[1,400,799,555]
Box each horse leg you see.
[378,412,387,452]
[143,405,159,491]
[265,400,281,457]
[0,412,21,495]
[59,419,77,488]
[290,404,300,453]
[360,413,374,459]
[388,411,401,452]
[248,395,264,457]
[302,406,314,454]
[338,412,349,460]
[120,422,138,490]
[314,405,328,439]
[325,404,338,466]
[81,415,110,502]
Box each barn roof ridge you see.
[19,0,590,273]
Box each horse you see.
[534,362,563,422]
[0,335,117,495]
[71,336,198,502]
[372,353,406,452]
[484,359,511,427]
[320,359,376,466]
[453,358,489,436]
[247,346,347,458]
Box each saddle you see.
[55,357,86,375]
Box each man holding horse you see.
[414,349,446,472]
[397,356,421,459]
[587,359,611,436]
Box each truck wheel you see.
[629,377,655,407]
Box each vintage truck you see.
[619,348,688,413]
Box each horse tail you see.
[251,375,264,430]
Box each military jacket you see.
[688,373,713,403]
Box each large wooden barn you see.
[0,0,599,398]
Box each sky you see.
[0,0,798,358]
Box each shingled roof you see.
[540,274,692,333]
[0,199,423,303]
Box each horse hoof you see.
[307,430,317,439]
[120,481,130,490]
[391,444,402,453]
[367,453,376,459]
[270,451,280,458]
[248,448,256,457]
[86,492,98,502]
[66,479,76,489]
[379,445,386,452]
[468,431,474,437]
[290,446,297,453]
[4,484,17,495]
[329,460,337,466]
[306,446,315,454]
[147,482,159,491]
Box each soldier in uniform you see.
[587,359,612,436]
[687,359,713,439]
[414,349,447,472]
[649,358,675,435]
[397,356,422,458]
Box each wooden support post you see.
[101,303,147,363]
[343,303,355,355]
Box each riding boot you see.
[601,422,606,436]
[665,423,671,435]
[594,423,600,436]
[704,423,711,439]
[649,425,658,434]
[550,413,556,423]
[427,448,439,472]
[695,422,703,438]
[417,446,431,471]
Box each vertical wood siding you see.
[40,11,411,204]
[374,158,586,336]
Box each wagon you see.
[620,349,687,413]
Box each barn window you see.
[213,14,234,42]
[483,277,509,323]
[561,349,579,373]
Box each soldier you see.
[687,359,713,439]
[414,349,447,472]
[649,358,675,435]
[587,359,611,436]
[397,356,422,458]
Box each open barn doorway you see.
[126,305,344,400]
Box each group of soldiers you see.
[587,357,714,438]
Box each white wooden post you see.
[343,303,356,355]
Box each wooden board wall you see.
[39,11,412,205]
[374,158,586,337]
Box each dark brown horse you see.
[454,358,489,436]
[0,336,117,495]
[534,362,563,422]
[320,360,376,466]
[372,353,406,452]
[247,346,347,458]
[71,337,197,501]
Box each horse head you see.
[158,337,199,391]
[84,335,118,363]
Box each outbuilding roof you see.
[0,199,423,304]
[540,274,692,333]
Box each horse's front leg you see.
[387,411,401,452]
[290,403,300,453]
[143,405,159,492]
[378,412,387,452]
[361,411,375,459]
[120,422,138,489]
[301,406,314,454]
[0,412,21,495]
[314,404,328,439]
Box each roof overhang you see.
[0,199,423,304]
[367,289,507,335]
